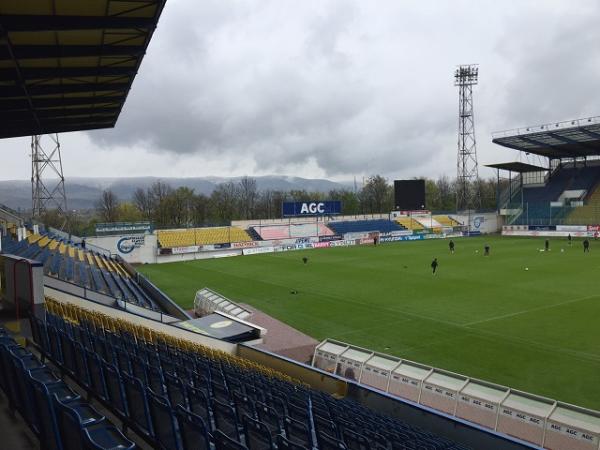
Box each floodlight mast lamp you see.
[31,134,68,226]
[455,64,481,212]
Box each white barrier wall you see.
[314,339,600,450]
[87,233,157,264]
[451,212,501,234]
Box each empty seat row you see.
[31,306,470,450]
[2,233,160,312]
[157,227,253,248]
[327,220,405,235]
[0,326,135,450]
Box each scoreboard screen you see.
[394,180,426,210]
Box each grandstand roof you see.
[485,162,548,173]
[0,0,166,139]
[492,116,600,159]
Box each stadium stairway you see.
[327,219,405,235]
[27,298,472,450]
[247,227,263,241]
[433,215,462,227]
[396,217,424,231]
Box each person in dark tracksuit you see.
[484,244,490,256]
[545,239,550,252]
[568,234,572,246]
[431,258,438,275]
[449,240,455,254]
[583,239,590,253]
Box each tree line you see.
[41,175,498,235]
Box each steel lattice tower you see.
[31,134,68,221]
[454,64,481,211]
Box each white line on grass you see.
[463,293,600,327]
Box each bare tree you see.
[133,187,152,218]
[238,176,258,220]
[96,189,120,222]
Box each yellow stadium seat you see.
[433,215,461,227]
[396,217,424,230]
[157,227,252,248]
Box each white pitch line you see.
[330,317,414,339]
[464,293,600,327]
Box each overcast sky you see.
[2,0,600,182]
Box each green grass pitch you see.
[138,236,600,411]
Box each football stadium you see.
[1,2,600,450]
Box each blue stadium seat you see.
[327,220,403,235]
[81,424,136,450]
[277,435,310,450]
[30,311,473,450]
[243,415,275,450]
[213,398,242,442]
[175,405,211,450]
[122,372,153,438]
[102,363,129,417]
[54,396,106,450]
[214,429,248,450]
[255,401,282,439]
[147,390,180,450]
[284,416,312,448]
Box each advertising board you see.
[282,201,341,217]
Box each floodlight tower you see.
[454,64,481,211]
[31,134,68,223]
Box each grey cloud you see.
[88,0,600,181]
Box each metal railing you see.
[492,115,600,139]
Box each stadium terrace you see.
[2,3,600,450]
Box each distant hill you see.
[0,176,352,211]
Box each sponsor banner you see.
[171,245,200,255]
[556,225,587,232]
[282,201,342,217]
[212,252,239,258]
[395,210,431,216]
[423,384,457,400]
[231,241,258,249]
[295,237,311,244]
[295,243,314,250]
[546,422,598,445]
[380,230,413,237]
[274,245,299,253]
[500,408,544,428]
[115,235,145,254]
[214,243,231,249]
[502,230,590,237]
[358,238,375,245]
[243,246,274,256]
[312,242,331,248]
[330,239,356,247]
[503,225,529,232]
[588,225,600,232]
[344,232,371,240]
[467,231,481,236]
[529,225,556,231]
[96,221,152,235]
[458,395,497,413]
[318,234,343,242]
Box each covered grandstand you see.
[491,116,600,227]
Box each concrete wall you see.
[45,287,236,353]
[87,233,158,264]
[451,212,501,234]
